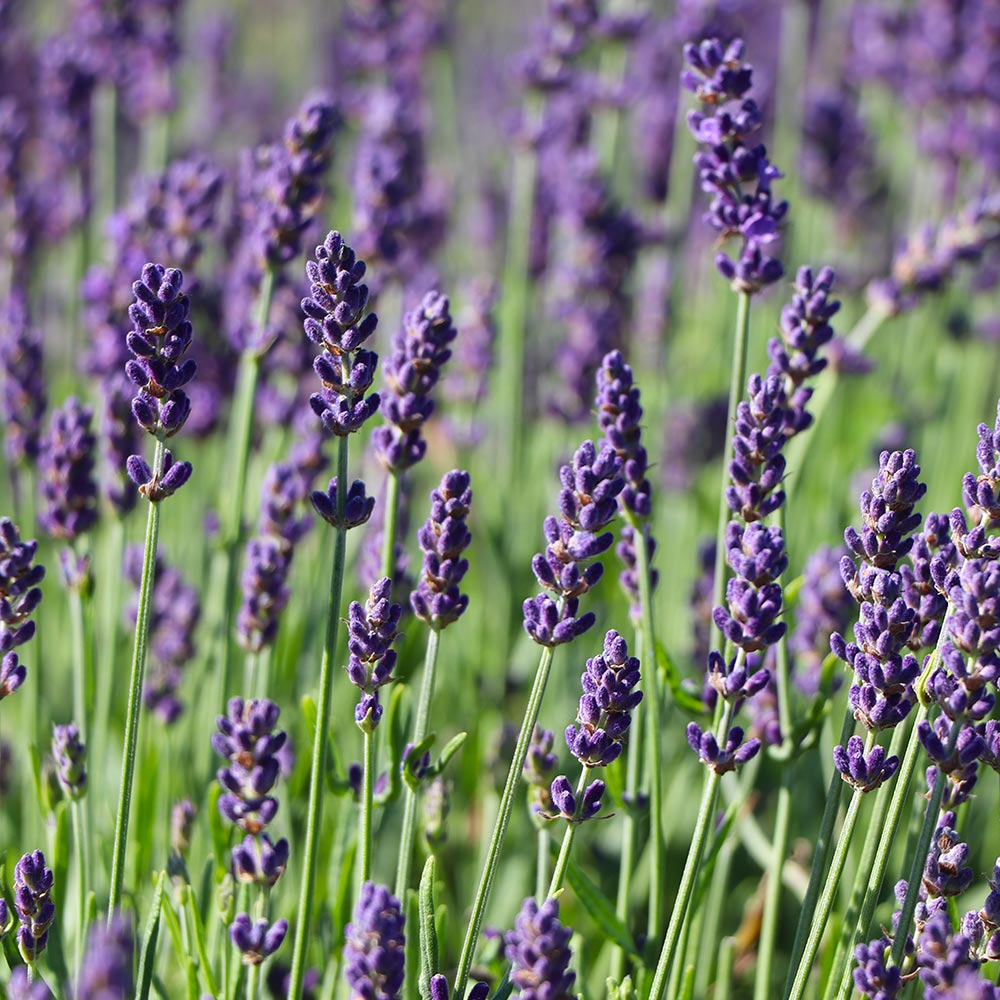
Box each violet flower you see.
[411,470,472,630]
[78,914,134,999]
[13,850,54,963]
[682,37,787,293]
[505,897,576,1000]
[522,725,558,817]
[343,881,405,1000]
[0,517,44,698]
[0,295,46,466]
[52,723,87,801]
[38,397,99,543]
[346,577,401,732]
[231,914,288,966]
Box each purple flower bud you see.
[505,897,576,1000]
[833,735,898,793]
[52,723,87,800]
[686,721,760,774]
[6,968,53,1000]
[38,397,98,542]
[311,477,375,530]
[13,850,54,962]
[78,913,133,999]
[344,882,405,1000]
[230,913,288,965]
[231,833,289,888]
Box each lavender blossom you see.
[232,833,289,888]
[372,290,457,473]
[231,914,288,966]
[964,399,1000,526]
[0,296,46,466]
[686,723,760,775]
[505,897,576,1000]
[344,881,406,1000]
[853,936,903,999]
[5,968,54,1000]
[13,850,54,962]
[524,441,624,646]
[52,723,87,800]
[902,513,957,651]
[346,578,401,732]
[0,516,45,654]
[38,397,98,542]
[78,914,134,999]
[171,799,195,856]
[213,698,287,835]
[411,470,472,630]
[548,774,605,822]
[683,37,787,292]
[236,537,292,654]
[522,725,558,816]
[834,735,899,793]
[304,231,381,437]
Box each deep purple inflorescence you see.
[13,850,54,962]
[38,397,99,543]
[344,881,406,1000]
[5,968,54,1000]
[595,349,658,621]
[372,291,457,473]
[231,914,288,966]
[682,37,787,293]
[78,914,134,999]
[347,577,402,732]
[213,697,287,836]
[505,897,576,1000]
[411,470,472,630]
[523,441,624,647]
[0,517,44,700]
[52,723,87,800]
[0,296,46,467]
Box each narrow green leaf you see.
[432,732,467,775]
[489,968,513,1000]
[404,888,420,1000]
[137,872,166,1000]
[563,855,640,960]
[301,693,317,735]
[207,784,228,874]
[418,856,439,999]
[655,640,704,715]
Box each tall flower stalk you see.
[287,231,380,1000]
[108,262,196,916]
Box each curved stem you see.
[379,471,401,586]
[712,293,752,633]
[786,733,876,1000]
[647,700,735,1000]
[453,642,557,999]
[287,435,349,1000]
[395,627,442,897]
[547,766,592,899]
[535,828,549,904]
[108,439,165,917]
[359,730,375,888]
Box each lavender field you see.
[2,1,1000,998]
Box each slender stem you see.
[395,627,442,897]
[95,518,125,783]
[783,708,856,996]
[890,716,960,967]
[647,701,735,1000]
[535,828,549,904]
[379,471,401,585]
[786,737,873,1000]
[359,730,375,888]
[246,960,260,1000]
[108,440,165,917]
[287,435,349,1000]
[72,800,86,987]
[547,767,592,898]
[68,577,90,742]
[453,643,557,999]
[712,293,752,630]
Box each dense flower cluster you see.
[13,850,54,962]
[78,915,134,999]
[682,37,787,293]
[38,397,98,543]
[523,440,624,647]
[344,881,406,1000]
[411,470,472,630]
[0,517,44,701]
[505,897,576,1000]
[0,295,46,466]
[347,577,402,732]
[52,722,87,800]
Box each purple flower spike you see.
[236,536,291,654]
[0,518,44,649]
[6,968,54,1000]
[373,291,457,474]
[522,725,558,816]
[231,832,289,888]
[683,37,786,293]
[230,913,288,966]
[853,936,902,1000]
[0,296,46,467]
[125,263,196,439]
[171,799,195,856]
[304,231,381,438]
[344,882,405,1000]
[565,630,642,767]
[52,723,87,800]
[38,397,98,542]
[706,649,770,704]
[311,477,375,530]
[346,578,401,733]
[411,470,472,630]
[506,897,576,1000]
[686,721,760,774]
[833,735,899,793]
[549,774,605,822]
[13,850,55,962]
[78,914,133,999]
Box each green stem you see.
[889,716,960,967]
[452,642,557,999]
[712,293,752,629]
[786,736,874,1000]
[379,471,401,585]
[95,518,126,785]
[72,800,86,987]
[395,627,442,897]
[647,700,735,1000]
[360,730,375,888]
[68,576,91,742]
[783,708,855,996]
[547,767,592,898]
[535,828,549,904]
[287,434,349,1000]
[246,961,260,1000]
[108,439,165,917]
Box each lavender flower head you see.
[231,914,288,966]
[344,881,405,1000]
[52,723,87,800]
[682,37,787,293]
[505,897,576,1000]
[13,850,54,962]
[523,440,624,647]
[0,517,44,700]
[0,296,46,466]
[372,290,457,473]
[5,968,53,1000]
[212,697,287,835]
[304,231,381,438]
[38,397,98,542]
[346,577,401,732]
[411,470,472,630]
[522,725,558,816]
[78,914,134,999]
[236,536,292,654]
[964,399,1000,527]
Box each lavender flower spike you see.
[411,470,472,630]
[13,850,55,962]
[231,914,288,965]
[346,578,401,732]
[38,397,99,542]
[78,914,134,999]
[505,897,577,1000]
[52,723,87,800]
[344,881,406,1000]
